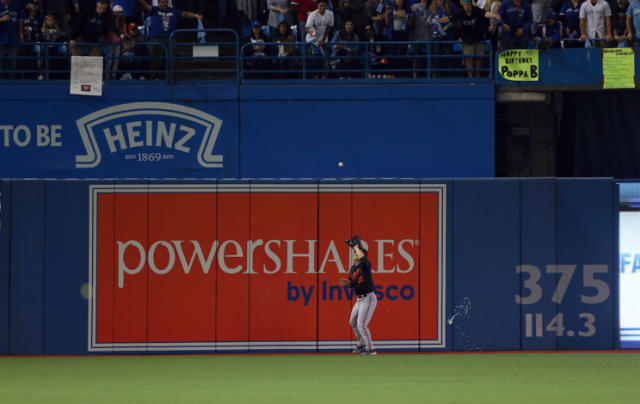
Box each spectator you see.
[531,0,547,33]
[0,0,21,79]
[344,0,369,39]
[485,0,501,51]
[532,10,563,48]
[384,0,413,77]
[113,0,137,25]
[366,0,389,36]
[137,0,203,79]
[437,0,500,78]
[268,0,295,38]
[427,0,456,78]
[579,0,612,47]
[120,23,148,78]
[70,1,123,57]
[363,24,387,76]
[337,0,349,29]
[106,4,127,79]
[330,19,359,77]
[560,0,583,47]
[39,0,71,41]
[305,0,334,76]
[18,0,43,79]
[242,20,271,78]
[293,0,317,41]
[411,0,430,78]
[626,0,640,46]
[41,13,63,78]
[272,20,296,78]
[499,0,533,49]
[609,0,629,45]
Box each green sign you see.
[603,48,635,89]
[498,50,539,81]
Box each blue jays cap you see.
[251,21,261,28]
[547,10,558,19]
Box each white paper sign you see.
[70,56,103,96]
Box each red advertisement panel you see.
[318,191,353,348]
[113,192,148,344]
[420,192,440,341]
[249,191,318,347]
[96,193,115,344]
[147,193,217,343]
[216,191,250,348]
[352,191,420,345]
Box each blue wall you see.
[0,178,616,354]
[0,84,495,179]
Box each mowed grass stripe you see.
[0,353,637,404]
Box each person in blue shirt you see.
[560,0,583,47]
[498,0,533,49]
[138,0,203,79]
[18,0,43,79]
[532,10,564,48]
[0,0,21,79]
[427,0,456,77]
[70,1,124,57]
[627,0,640,46]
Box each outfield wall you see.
[0,178,617,355]
[0,85,494,179]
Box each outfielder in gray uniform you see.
[339,235,377,355]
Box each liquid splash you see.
[447,297,471,324]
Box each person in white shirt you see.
[579,0,612,47]
[305,0,334,75]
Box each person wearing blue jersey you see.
[498,0,533,49]
[0,0,21,79]
[18,0,43,78]
[427,0,456,77]
[626,0,640,45]
[137,0,203,79]
[532,10,564,48]
[560,0,583,46]
[70,1,123,57]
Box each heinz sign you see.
[88,182,447,352]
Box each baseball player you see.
[339,235,377,355]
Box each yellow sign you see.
[498,49,539,81]
[603,48,635,89]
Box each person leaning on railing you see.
[427,0,456,78]
[272,20,296,78]
[70,1,124,57]
[330,20,360,78]
[498,0,533,49]
[579,0,612,47]
[305,0,334,78]
[137,0,203,79]
[437,0,500,78]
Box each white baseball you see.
[339,162,343,167]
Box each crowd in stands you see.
[0,0,637,79]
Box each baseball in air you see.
[339,162,343,167]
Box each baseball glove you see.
[123,35,136,50]
[538,37,552,52]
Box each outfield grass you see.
[0,353,637,404]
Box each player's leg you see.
[357,293,377,353]
[349,300,365,352]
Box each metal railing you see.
[0,41,169,83]
[239,40,494,83]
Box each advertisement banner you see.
[88,182,447,353]
[0,101,239,178]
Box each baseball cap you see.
[96,0,109,3]
[128,22,138,31]
[113,5,123,12]
[251,21,261,28]
[461,0,473,4]
[547,10,558,19]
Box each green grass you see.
[0,353,638,404]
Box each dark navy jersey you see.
[349,256,375,296]
[20,12,43,42]
[149,6,183,39]
[0,0,21,44]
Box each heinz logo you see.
[75,102,223,169]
